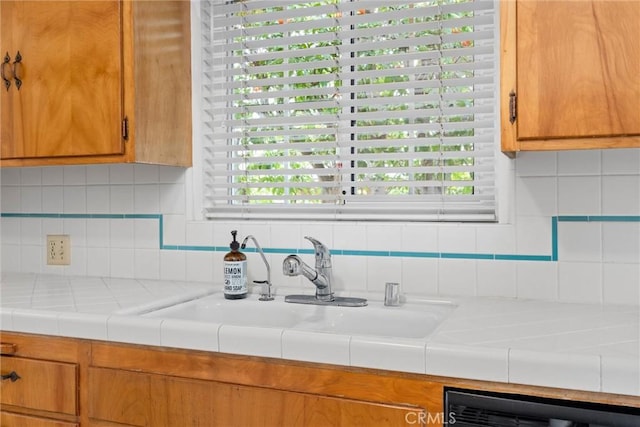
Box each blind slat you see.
[201,0,497,221]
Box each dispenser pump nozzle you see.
[230,230,240,251]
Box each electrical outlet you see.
[47,235,70,265]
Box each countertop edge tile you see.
[425,342,509,382]
[509,348,601,392]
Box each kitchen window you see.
[199,0,499,221]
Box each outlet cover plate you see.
[47,235,70,265]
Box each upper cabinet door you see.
[1,1,123,159]
[501,0,640,154]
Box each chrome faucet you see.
[283,236,333,302]
[283,237,367,307]
[241,235,274,301]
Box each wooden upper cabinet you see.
[0,0,192,167]
[501,0,640,155]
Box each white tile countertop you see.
[1,273,638,397]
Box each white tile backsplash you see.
[2,152,639,305]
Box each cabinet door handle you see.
[12,51,22,90]
[1,52,11,91]
[0,342,17,355]
[1,371,21,382]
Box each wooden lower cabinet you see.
[3,332,640,427]
[1,412,78,427]
[88,367,423,427]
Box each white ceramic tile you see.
[602,355,640,395]
[332,255,368,291]
[134,164,160,184]
[86,185,111,213]
[602,149,640,175]
[516,261,558,300]
[515,177,558,216]
[557,222,602,262]
[58,312,108,340]
[0,186,20,212]
[2,244,21,272]
[87,248,110,277]
[438,225,477,254]
[476,260,516,298]
[158,166,186,184]
[86,164,110,184]
[134,219,159,249]
[42,186,64,212]
[282,330,350,365]
[160,250,186,281]
[86,219,110,247]
[515,216,552,255]
[218,325,282,358]
[12,309,60,335]
[1,167,22,185]
[557,150,601,176]
[110,248,135,278]
[438,259,476,296]
[42,218,64,235]
[64,219,87,247]
[367,223,402,251]
[366,257,402,293]
[107,315,162,345]
[603,263,640,306]
[20,218,42,246]
[163,214,186,246]
[63,166,87,185]
[134,249,160,280]
[401,223,439,252]
[401,258,439,296]
[185,221,215,247]
[515,152,557,177]
[0,308,13,331]
[602,176,640,215]
[160,183,186,214]
[109,164,135,184]
[509,349,600,391]
[110,219,134,248]
[186,251,215,283]
[558,176,601,215]
[426,342,508,382]
[110,185,134,213]
[20,186,42,212]
[65,247,87,277]
[22,245,43,273]
[42,167,64,186]
[134,184,160,213]
[558,262,602,304]
[476,224,516,254]
[160,318,220,352]
[351,336,426,373]
[603,223,640,263]
[333,223,367,250]
[19,168,42,185]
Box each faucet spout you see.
[241,235,273,301]
[282,237,334,302]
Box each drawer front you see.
[0,411,78,427]
[0,357,77,415]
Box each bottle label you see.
[224,260,247,295]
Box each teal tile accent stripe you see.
[2,213,639,262]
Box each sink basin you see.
[144,293,455,339]
[144,294,303,328]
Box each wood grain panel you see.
[516,0,640,140]
[0,357,77,415]
[0,412,78,427]
[0,1,123,159]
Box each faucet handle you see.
[304,236,331,268]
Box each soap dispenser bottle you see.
[223,230,247,299]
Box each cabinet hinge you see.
[509,91,517,124]
[122,117,129,141]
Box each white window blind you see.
[201,0,497,221]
